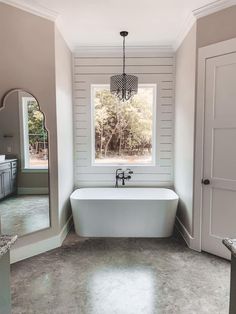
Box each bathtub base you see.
[71,199,178,238]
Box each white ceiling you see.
[1,0,235,50]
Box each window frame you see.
[91,83,157,167]
[19,92,48,172]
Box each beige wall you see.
[175,24,197,235]
[0,93,20,155]
[197,6,236,48]
[55,28,74,229]
[0,4,73,255]
[175,6,236,241]
[0,3,59,246]
[18,173,48,189]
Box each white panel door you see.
[202,52,236,259]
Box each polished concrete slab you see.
[0,195,50,236]
[11,231,230,314]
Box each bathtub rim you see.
[70,187,179,201]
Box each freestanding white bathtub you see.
[70,188,179,238]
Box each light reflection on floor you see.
[90,268,155,314]
[11,232,230,313]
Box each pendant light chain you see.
[123,35,126,74]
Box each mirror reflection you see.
[0,90,50,236]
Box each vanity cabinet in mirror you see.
[0,90,50,237]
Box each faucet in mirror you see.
[0,89,50,237]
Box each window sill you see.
[92,162,156,167]
[21,168,48,173]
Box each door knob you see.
[202,179,210,185]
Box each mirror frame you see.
[0,88,52,237]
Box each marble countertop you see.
[0,235,17,258]
[223,238,236,257]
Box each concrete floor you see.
[11,231,230,314]
[0,195,50,236]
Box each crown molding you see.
[2,0,236,53]
[193,0,236,19]
[0,0,59,21]
[173,0,236,51]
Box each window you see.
[20,95,48,170]
[92,84,156,165]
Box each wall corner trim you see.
[10,215,73,264]
[175,217,201,252]
[173,13,196,51]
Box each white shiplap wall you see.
[73,50,175,187]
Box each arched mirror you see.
[0,89,50,236]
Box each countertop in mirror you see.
[223,238,236,257]
[0,158,17,164]
[0,235,17,258]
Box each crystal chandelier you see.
[110,31,138,101]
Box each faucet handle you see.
[126,168,133,174]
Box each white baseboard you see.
[60,215,73,244]
[17,187,49,195]
[175,216,201,252]
[10,215,73,264]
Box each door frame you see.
[194,38,236,252]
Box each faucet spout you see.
[115,168,123,188]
